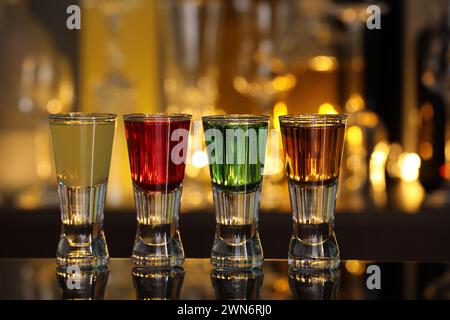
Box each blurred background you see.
[1,0,450,270]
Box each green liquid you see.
[50,121,115,186]
[203,121,268,192]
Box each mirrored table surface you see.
[0,259,449,300]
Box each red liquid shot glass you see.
[124,114,192,267]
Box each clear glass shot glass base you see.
[132,185,184,267]
[56,182,109,267]
[210,186,263,269]
[287,180,340,271]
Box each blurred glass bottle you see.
[420,2,450,207]
[0,0,73,208]
[417,22,446,191]
[330,2,388,211]
[157,0,223,211]
[90,0,142,208]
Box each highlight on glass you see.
[203,114,270,268]
[124,113,192,267]
[49,113,117,267]
[279,114,347,270]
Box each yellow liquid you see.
[50,122,115,186]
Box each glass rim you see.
[278,113,347,126]
[48,112,117,122]
[123,113,192,122]
[202,114,270,124]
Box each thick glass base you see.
[287,180,340,270]
[56,183,109,267]
[132,186,184,267]
[288,228,340,270]
[211,186,263,268]
[211,224,263,269]
[57,224,109,267]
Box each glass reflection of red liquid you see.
[125,119,191,192]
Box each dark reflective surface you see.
[132,267,184,300]
[211,268,264,300]
[0,259,449,300]
[56,265,109,300]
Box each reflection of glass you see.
[56,265,109,300]
[125,114,192,267]
[203,115,269,268]
[50,113,117,267]
[233,0,299,109]
[288,268,339,300]
[157,0,223,212]
[158,0,222,117]
[132,267,184,300]
[211,268,264,300]
[279,114,347,270]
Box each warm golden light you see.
[318,102,338,115]
[396,180,425,213]
[347,126,363,146]
[355,111,379,128]
[422,71,436,87]
[398,153,421,182]
[345,260,365,276]
[273,277,289,292]
[273,102,288,130]
[46,99,63,114]
[369,141,389,201]
[272,74,296,92]
[345,93,365,113]
[308,56,338,72]
[342,8,357,23]
[192,150,208,168]
[419,141,433,160]
[420,102,434,120]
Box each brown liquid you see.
[281,124,345,183]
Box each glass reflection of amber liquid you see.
[280,124,345,185]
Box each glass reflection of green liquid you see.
[203,121,268,192]
[50,122,115,186]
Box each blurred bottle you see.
[330,2,389,211]
[417,27,446,191]
[0,0,73,208]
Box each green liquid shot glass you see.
[203,115,269,269]
[49,113,117,268]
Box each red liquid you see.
[125,119,191,192]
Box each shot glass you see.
[279,114,347,270]
[124,114,192,267]
[49,113,117,267]
[203,114,270,268]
